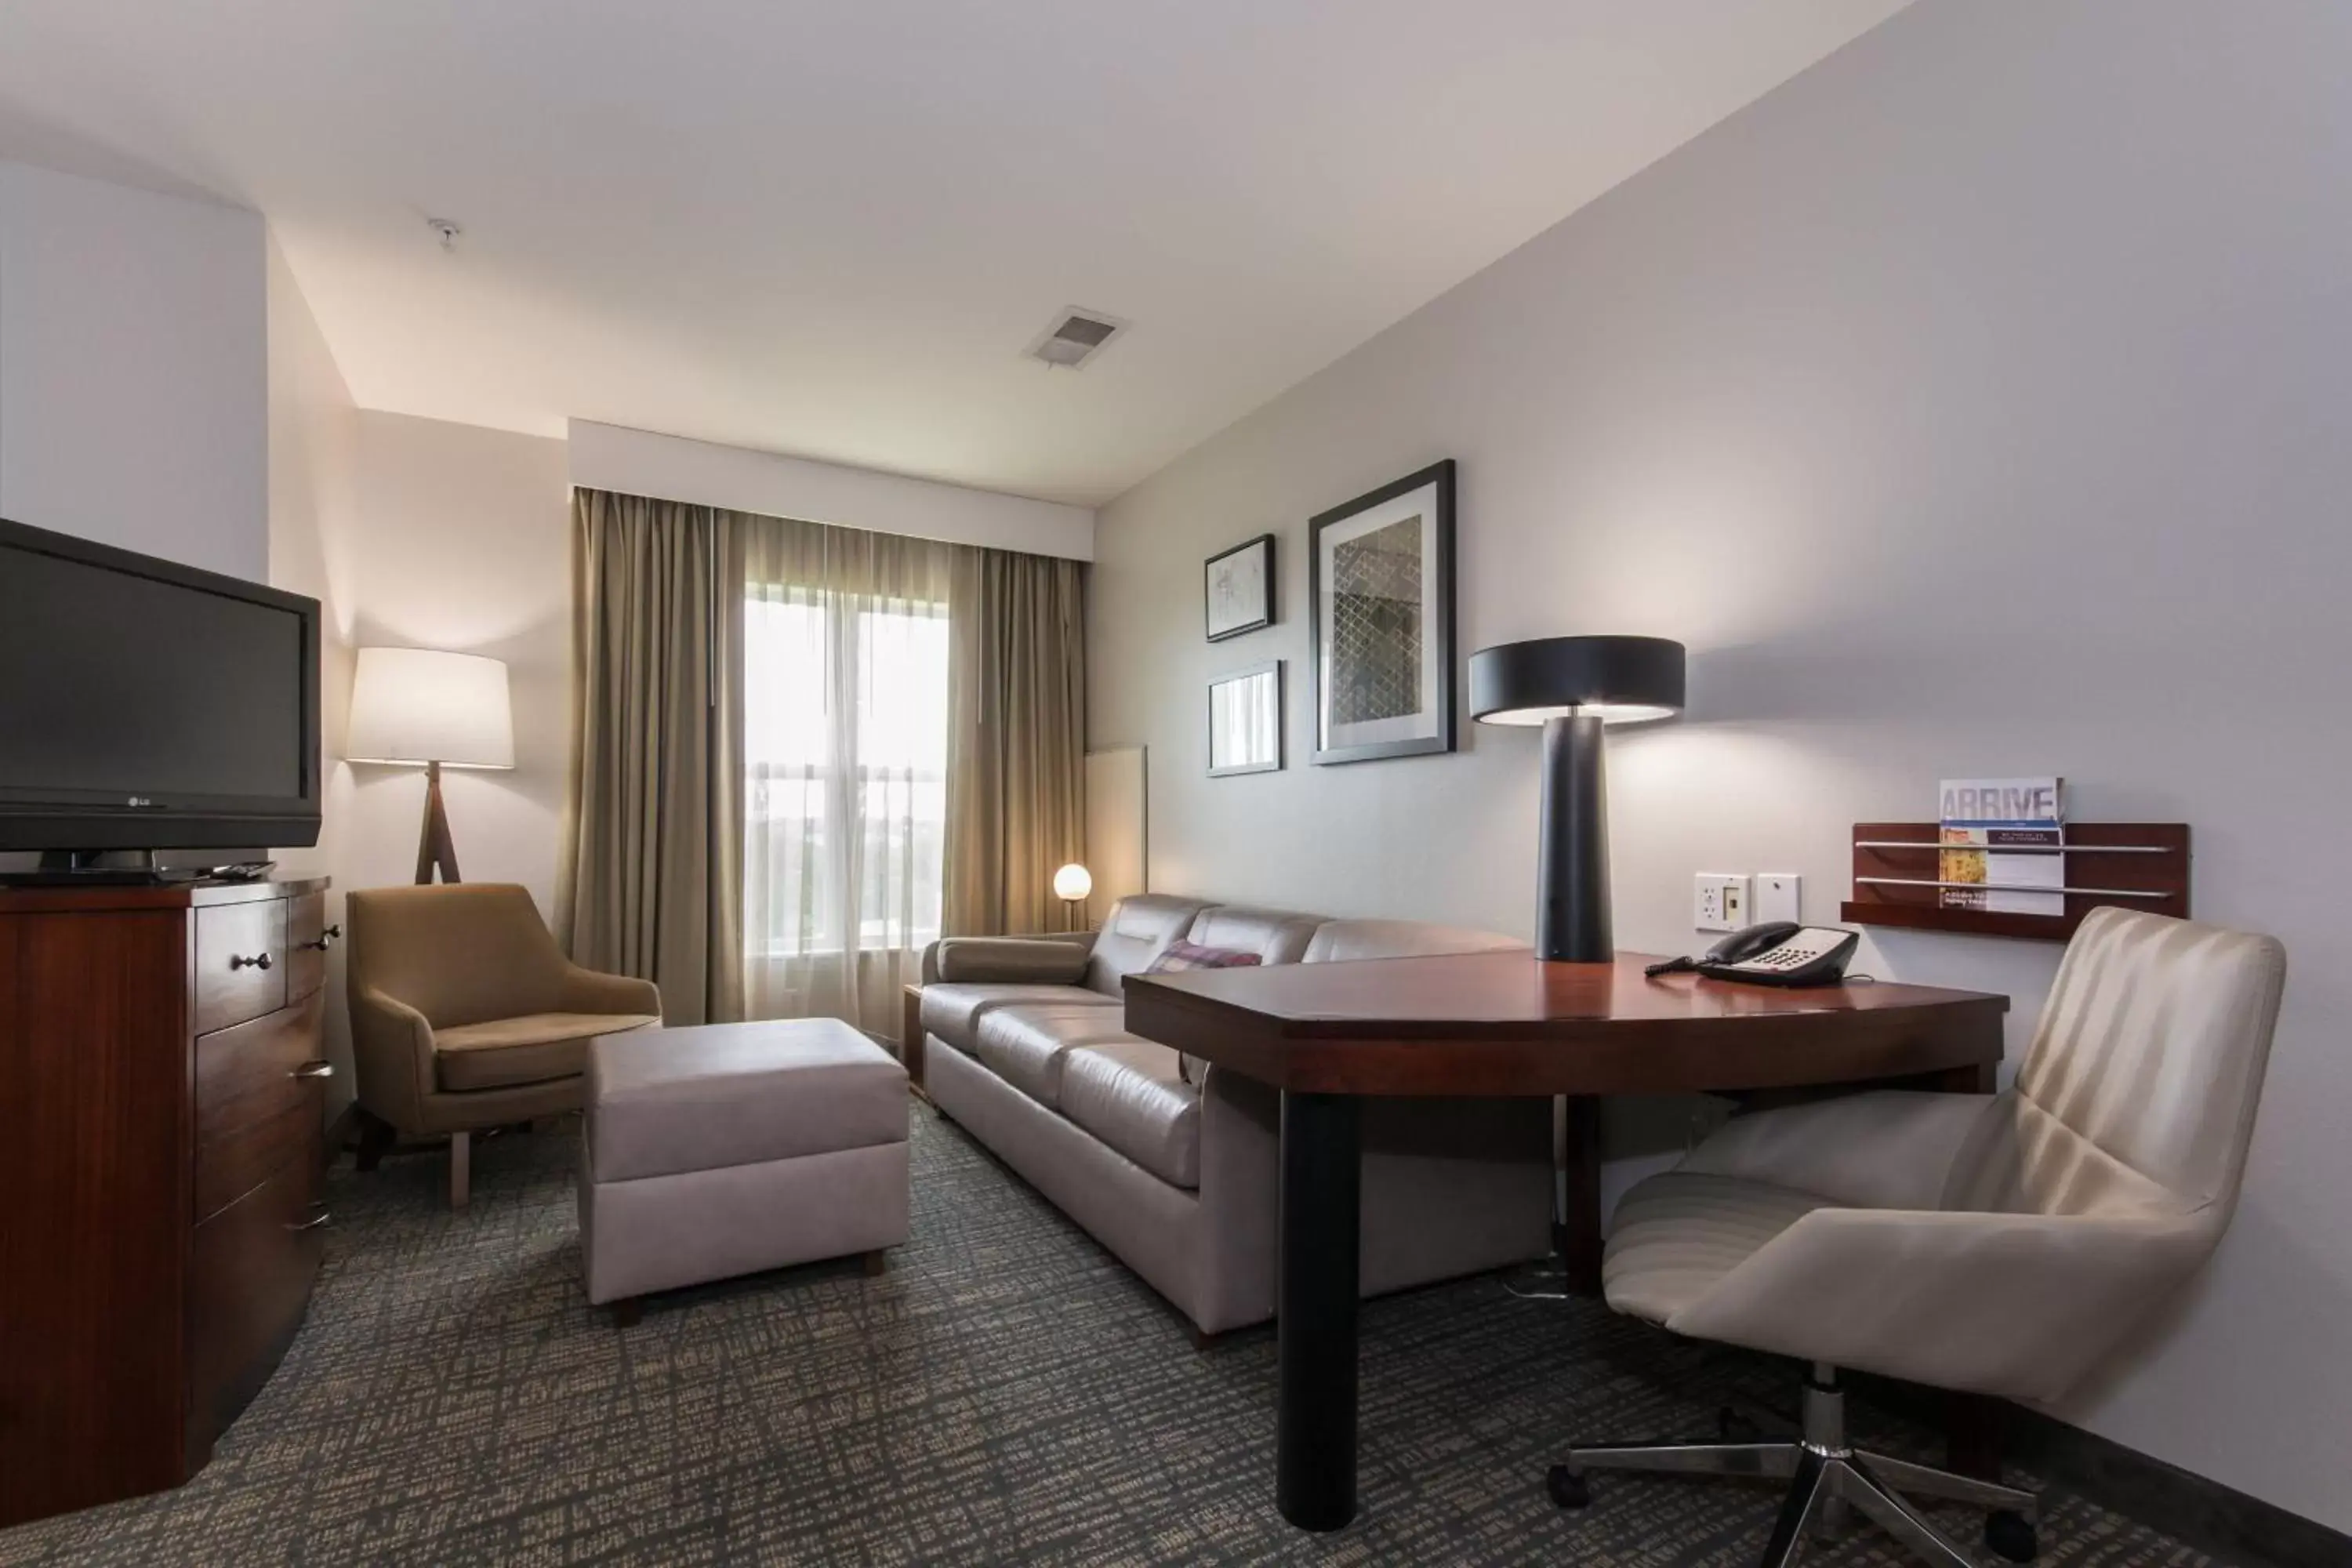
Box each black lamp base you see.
[1537,714,1611,962]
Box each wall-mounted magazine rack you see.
[1841,822,2190,942]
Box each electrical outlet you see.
[1757,873,1802,925]
[1693,873,1751,932]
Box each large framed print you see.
[1204,533,1275,642]
[1308,460,1455,764]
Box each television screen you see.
[0,518,319,852]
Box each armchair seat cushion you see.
[1602,1170,1836,1327]
[435,1011,661,1092]
[975,1004,1137,1109]
[1059,1040,1202,1189]
[920,982,1117,1055]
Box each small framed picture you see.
[1207,661,1284,777]
[1204,533,1275,642]
[1309,460,1455,764]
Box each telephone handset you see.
[1646,921,1861,988]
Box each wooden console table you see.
[1123,948,2005,1533]
[0,877,336,1528]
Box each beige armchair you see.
[1551,907,2286,1567]
[347,884,662,1207]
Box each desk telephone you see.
[1646,921,1860,988]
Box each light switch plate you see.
[1694,873,1751,932]
[1757,873,1802,925]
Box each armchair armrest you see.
[558,964,663,1018]
[348,984,440,1131]
[1671,1205,2216,1405]
[924,934,1094,985]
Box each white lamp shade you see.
[1053,862,1093,901]
[346,647,515,768]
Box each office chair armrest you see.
[558,965,663,1018]
[1679,1090,1996,1211]
[1671,1206,2215,1406]
[925,934,1094,985]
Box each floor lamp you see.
[1468,634,1684,1299]
[1053,862,1093,931]
[347,647,516,884]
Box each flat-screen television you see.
[0,517,321,863]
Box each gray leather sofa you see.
[917,895,1554,1335]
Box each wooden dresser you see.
[0,876,335,1528]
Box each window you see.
[743,592,949,958]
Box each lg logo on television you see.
[125,796,154,808]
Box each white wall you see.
[1091,0,2352,1530]
[0,158,266,577]
[265,232,361,1113]
[341,412,572,918]
[569,419,1094,561]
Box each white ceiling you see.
[0,1,1906,506]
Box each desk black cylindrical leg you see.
[1278,1091,1362,1531]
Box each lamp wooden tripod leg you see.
[414,759,463,884]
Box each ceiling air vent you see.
[1026,307,1129,369]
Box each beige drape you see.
[562,490,745,1025]
[565,485,1087,1029]
[943,549,1087,937]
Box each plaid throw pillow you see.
[1145,940,1265,974]
[1145,942,1261,1082]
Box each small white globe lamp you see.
[1053,862,1093,928]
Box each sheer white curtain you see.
[742,520,956,1029]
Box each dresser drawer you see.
[194,898,288,1035]
[187,1156,324,1461]
[195,993,328,1219]
[285,891,334,1004]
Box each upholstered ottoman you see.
[579,1018,909,1322]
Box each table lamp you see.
[1468,635,1685,962]
[346,647,515,884]
[1053,862,1093,929]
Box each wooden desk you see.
[1123,949,2005,1533]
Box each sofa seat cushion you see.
[587,1018,908,1183]
[434,1011,660,1091]
[1602,1170,1835,1328]
[975,1004,1137,1109]
[1059,1040,1203,1189]
[920,982,1118,1055]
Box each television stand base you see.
[0,849,205,888]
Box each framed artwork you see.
[1204,533,1276,642]
[1308,459,1455,765]
[1207,660,1284,777]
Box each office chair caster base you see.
[1552,1367,2039,1568]
[1985,1509,2038,1563]
[1545,1465,1591,1509]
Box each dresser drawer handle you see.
[229,952,274,972]
[297,925,342,953]
[285,1207,332,1233]
[291,1060,334,1080]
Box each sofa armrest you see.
[925,933,1094,985]
[558,964,664,1019]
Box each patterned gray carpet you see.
[2,1105,2232,1566]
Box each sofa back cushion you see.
[1185,906,1323,967]
[1302,919,1523,964]
[1085,894,1211,995]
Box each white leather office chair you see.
[1551,908,2286,1566]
